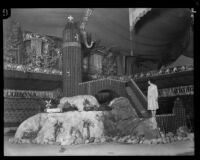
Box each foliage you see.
[54,121,63,141]
[4,22,23,64]
[102,52,118,76]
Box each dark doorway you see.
[95,89,119,105]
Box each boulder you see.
[166,132,174,137]
[104,97,161,140]
[108,97,138,119]
[103,97,139,137]
[13,111,104,145]
[12,96,162,145]
[133,118,161,140]
[176,126,190,138]
[187,133,194,141]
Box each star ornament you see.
[67,15,74,22]
[45,100,52,108]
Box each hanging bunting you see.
[3,89,61,99]
[4,63,62,75]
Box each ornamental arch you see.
[78,79,127,99]
[94,89,120,104]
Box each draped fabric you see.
[131,8,192,64]
[129,8,152,55]
[129,8,152,32]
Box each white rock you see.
[121,136,129,142]
[13,138,18,143]
[85,140,89,144]
[142,139,149,144]
[165,137,170,143]
[173,136,178,141]
[32,140,36,144]
[182,137,189,141]
[48,141,54,145]
[187,133,194,141]
[170,137,174,142]
[177,136,183,141]
[126,138,133,143]
[8,138,13,143]
[130,136,136,140]
[166,132,174,137]
[151,139,157,144]
[14,111,104,146]
[131,139,139,144]
[112,136,118,141]
[157,138,162,144]
[94,138,101,143]
[100,137,106,143]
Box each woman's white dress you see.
[147,84,159,110]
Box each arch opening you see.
[95,89,120,106]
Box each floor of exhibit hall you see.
[4,135,194,156]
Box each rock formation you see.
[104,97,160,139]
[10,96,162,145]
[12,111,104,145]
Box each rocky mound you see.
[10,97,162,145]
[11,111,104,145]
[104,97,160,139]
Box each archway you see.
[94,89,120,106]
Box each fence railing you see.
[156,106,186,133]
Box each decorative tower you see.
[62,15,82,97]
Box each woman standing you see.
[147,79,159,117]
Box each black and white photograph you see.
[3,8,194,156]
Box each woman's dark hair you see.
[147,79,155,83]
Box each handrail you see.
[79,77,126,85]
[130,78,147,101]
